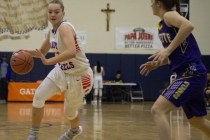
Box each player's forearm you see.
[156,58,169,67]
[47,50,76,65]
[39,44,50,56]
[24,50,38,57]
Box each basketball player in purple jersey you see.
[26,0,93,140]
[140,0,210,139]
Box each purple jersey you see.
[158,20,208,119]
[158,20,206,74]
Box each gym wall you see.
[0,0,210,100]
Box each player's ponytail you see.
[174,0,181,14]
[157,0,180,13]
[96,61,102,73]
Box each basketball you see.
[10,50,34,75]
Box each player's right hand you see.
[139,61,159,76]
[20,50,36,57]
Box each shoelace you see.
[65,130,78,139]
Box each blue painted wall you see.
[1,52,210,101]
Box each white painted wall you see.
[0,0,209,55]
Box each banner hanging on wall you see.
[76,31,87,49]
[116,27,163,49]
[181,0,190,20]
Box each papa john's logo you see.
[124,27,154,49]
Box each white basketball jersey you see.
[49,21,90,75]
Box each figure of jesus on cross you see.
[101,3,115,31]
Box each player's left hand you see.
[149,48,170,65]
[139,61,159,76]
[35,49,49,65]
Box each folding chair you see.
[130,82,144,102]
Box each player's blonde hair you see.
[49,0,64,11]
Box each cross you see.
[101,3,115,31]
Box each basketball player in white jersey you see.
[92,61,105,105]
[26,1,93,140]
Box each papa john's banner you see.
[116,27,163,49]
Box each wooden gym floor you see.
[0,101,209,140]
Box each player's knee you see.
[151,105,164,118]
[32,93,46,108]
[151,105,158,116]
[65,110,78,120]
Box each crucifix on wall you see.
[101,3,115,31]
